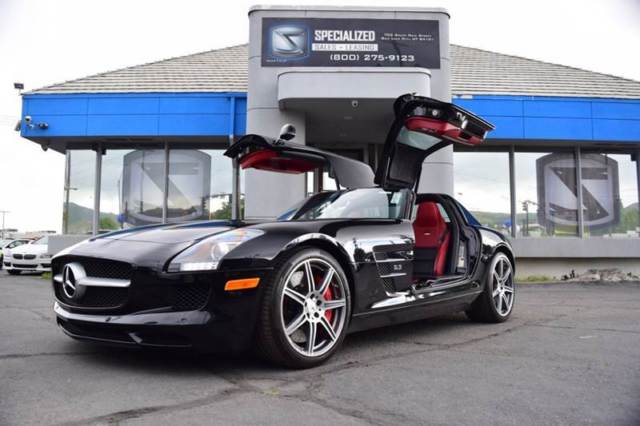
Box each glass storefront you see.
[66,145,239,234]
[65,144,639,240]
[582,152,639,237]
[100,150,131,230]
[453,152,511,236]
[515,151,578,237]
[63,150,96,234]
[454,147,640,239]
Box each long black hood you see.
[97,221,238,244]
[55,221,241,267]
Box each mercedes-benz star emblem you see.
[271,26,307,57]
[62,263,86,300]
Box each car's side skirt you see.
[347,289,481,334]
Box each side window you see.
[436,203,451,223]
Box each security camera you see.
[278,123,296,141]
[351,100,359,108]
[24,115,32,123]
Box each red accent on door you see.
[239,150,321,174]
[405,116,482,146]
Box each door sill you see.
[412,274,466,293]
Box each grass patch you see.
[41,272,52,280]
[515,275,555,283]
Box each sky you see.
[0,0,639,232]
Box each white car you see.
[1,239,31,270]
[4,237,52,275]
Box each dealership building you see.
[19,6,640,277]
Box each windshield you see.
[280,188,411,221]
[7,240,26,249]
[32,237,49,245]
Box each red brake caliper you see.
[315,273,334,322]
[323,281,334,322]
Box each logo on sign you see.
[536,153,620,229]
[270,25,308,57]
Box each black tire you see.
[255,248,351,369]
[466,252,515,323]
[7,270,21,276]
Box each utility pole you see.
[0,211,9,240]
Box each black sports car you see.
[52,94,515,368]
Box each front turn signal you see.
[224,277,260,291]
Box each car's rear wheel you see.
[7,270,21,275]
[466,252,514,323]
[256,248,351,369]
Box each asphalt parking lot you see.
[1,272,639,426]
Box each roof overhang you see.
[20,92,246,153]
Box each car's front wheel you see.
[256,248,351,369]
[466,252,515,323]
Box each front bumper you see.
[53,270,268,352]
[4,259,51,272]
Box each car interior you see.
[412,197,463,283]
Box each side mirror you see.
[278,123,296,141]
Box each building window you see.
[515,151,579,237]
[169,149,235,221]
[63,150,96,234]
[581,152,639,238]
[453,152,511,236]
[119,149,167,227]
[63,146,240,234]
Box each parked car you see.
[1,239,31,270]
[5,236,51,275]
[52,94,514,368]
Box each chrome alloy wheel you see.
[280,258,348,358]
[491,255,514,316]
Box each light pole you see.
[0,211,9,240]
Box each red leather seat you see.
[413,202,451,276]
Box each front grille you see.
[13,254,23,260]
[14,263,36,269]
[54,257,211,312]
[24,254,36,260]
[80,258,132,280]
[57,286,129,308]
[54,258,132,309]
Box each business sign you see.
[536,153,620,229]
[261,17,440,68]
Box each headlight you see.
[168,229,264,272]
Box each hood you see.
[55,221,244,268]
[12,243,47,255]
[95,221,239,244]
